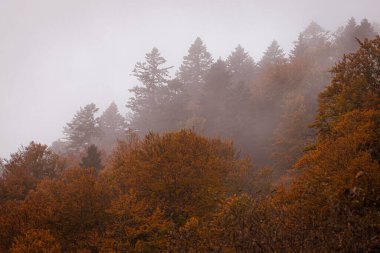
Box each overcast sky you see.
[0,0,379,158]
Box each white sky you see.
[1,0,379,158]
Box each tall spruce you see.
[80,144,103,172]
[226,45,257,86]
[97,102,127,152]
[127,47,172,134]
[291,21,330,59]
[258,40,286,68]
[63,103,100,153]
[199,59,232,136]
[177,37,213,86]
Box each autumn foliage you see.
[1,32,379,252]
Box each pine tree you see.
[63,103,100,153]
[272,93,312,176]
[132,47,171,91]
[127,47,172,134]
[226,45,257,86]
[97,102,127,152]
[199,59,232,136]
[335,18,376,56]
[356,18,376,41]
[335,17,358,54]
[177,37,213,86]
[291,21,330,59]
[80,144,103,172]
[258,40,286,68]
[224,82,255,153]
[176,37,214,117]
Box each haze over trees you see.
[0,18,379,252]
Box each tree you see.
[258,40,286,68]
[127,47,173,134]
[250,41,289,166]
[63,103,100,154]
[128,47,171,113]
[10,229,61,253]
[224,82,256,154]
[196,58,257,155]
[270,38,380,252]
[177,37,214,116]
[0,158,5,176]
[0,200,26,252]
[213,194,280,252]
[356,18,376,42]
[271,93,312,177]
[277,110,380,252]
[335,17,359,55]
[80,144,103,172]
[335,18,376,56]
[291,21,331,59]
[104,190,172,252]
[0,142,64,201]
[108,130,251,225]
[97,102,127,152]
[198,59,232,135]
[177,37,213,86]
[226,45,257,87]
[23,167,111,252]
[315,36,380,137]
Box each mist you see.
[2,1,380,251]
[1,0,380,158]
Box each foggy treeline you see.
[0,18,380,252]
[54,18,378,177]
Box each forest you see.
[0,18,379,252]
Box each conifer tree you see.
[97,102,127,152]
[63,103,100,153]
[335,18,376,56]
[258,40,286,68]
[226,45,257,86]
[335,17,358,54]
[198,59,232,135]
[272,93,312,175]
[127,47,172,134]
[177,37,213,86]
[356,18,376,42]
[291,21,330,59]
[80,144,103,172]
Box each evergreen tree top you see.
[132,47,172,91]
[259,40,286,67]
[177,37,213,85]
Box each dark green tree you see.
[80,144,103,172]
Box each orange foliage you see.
[107,130,257,225]
[10,229,61,253]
